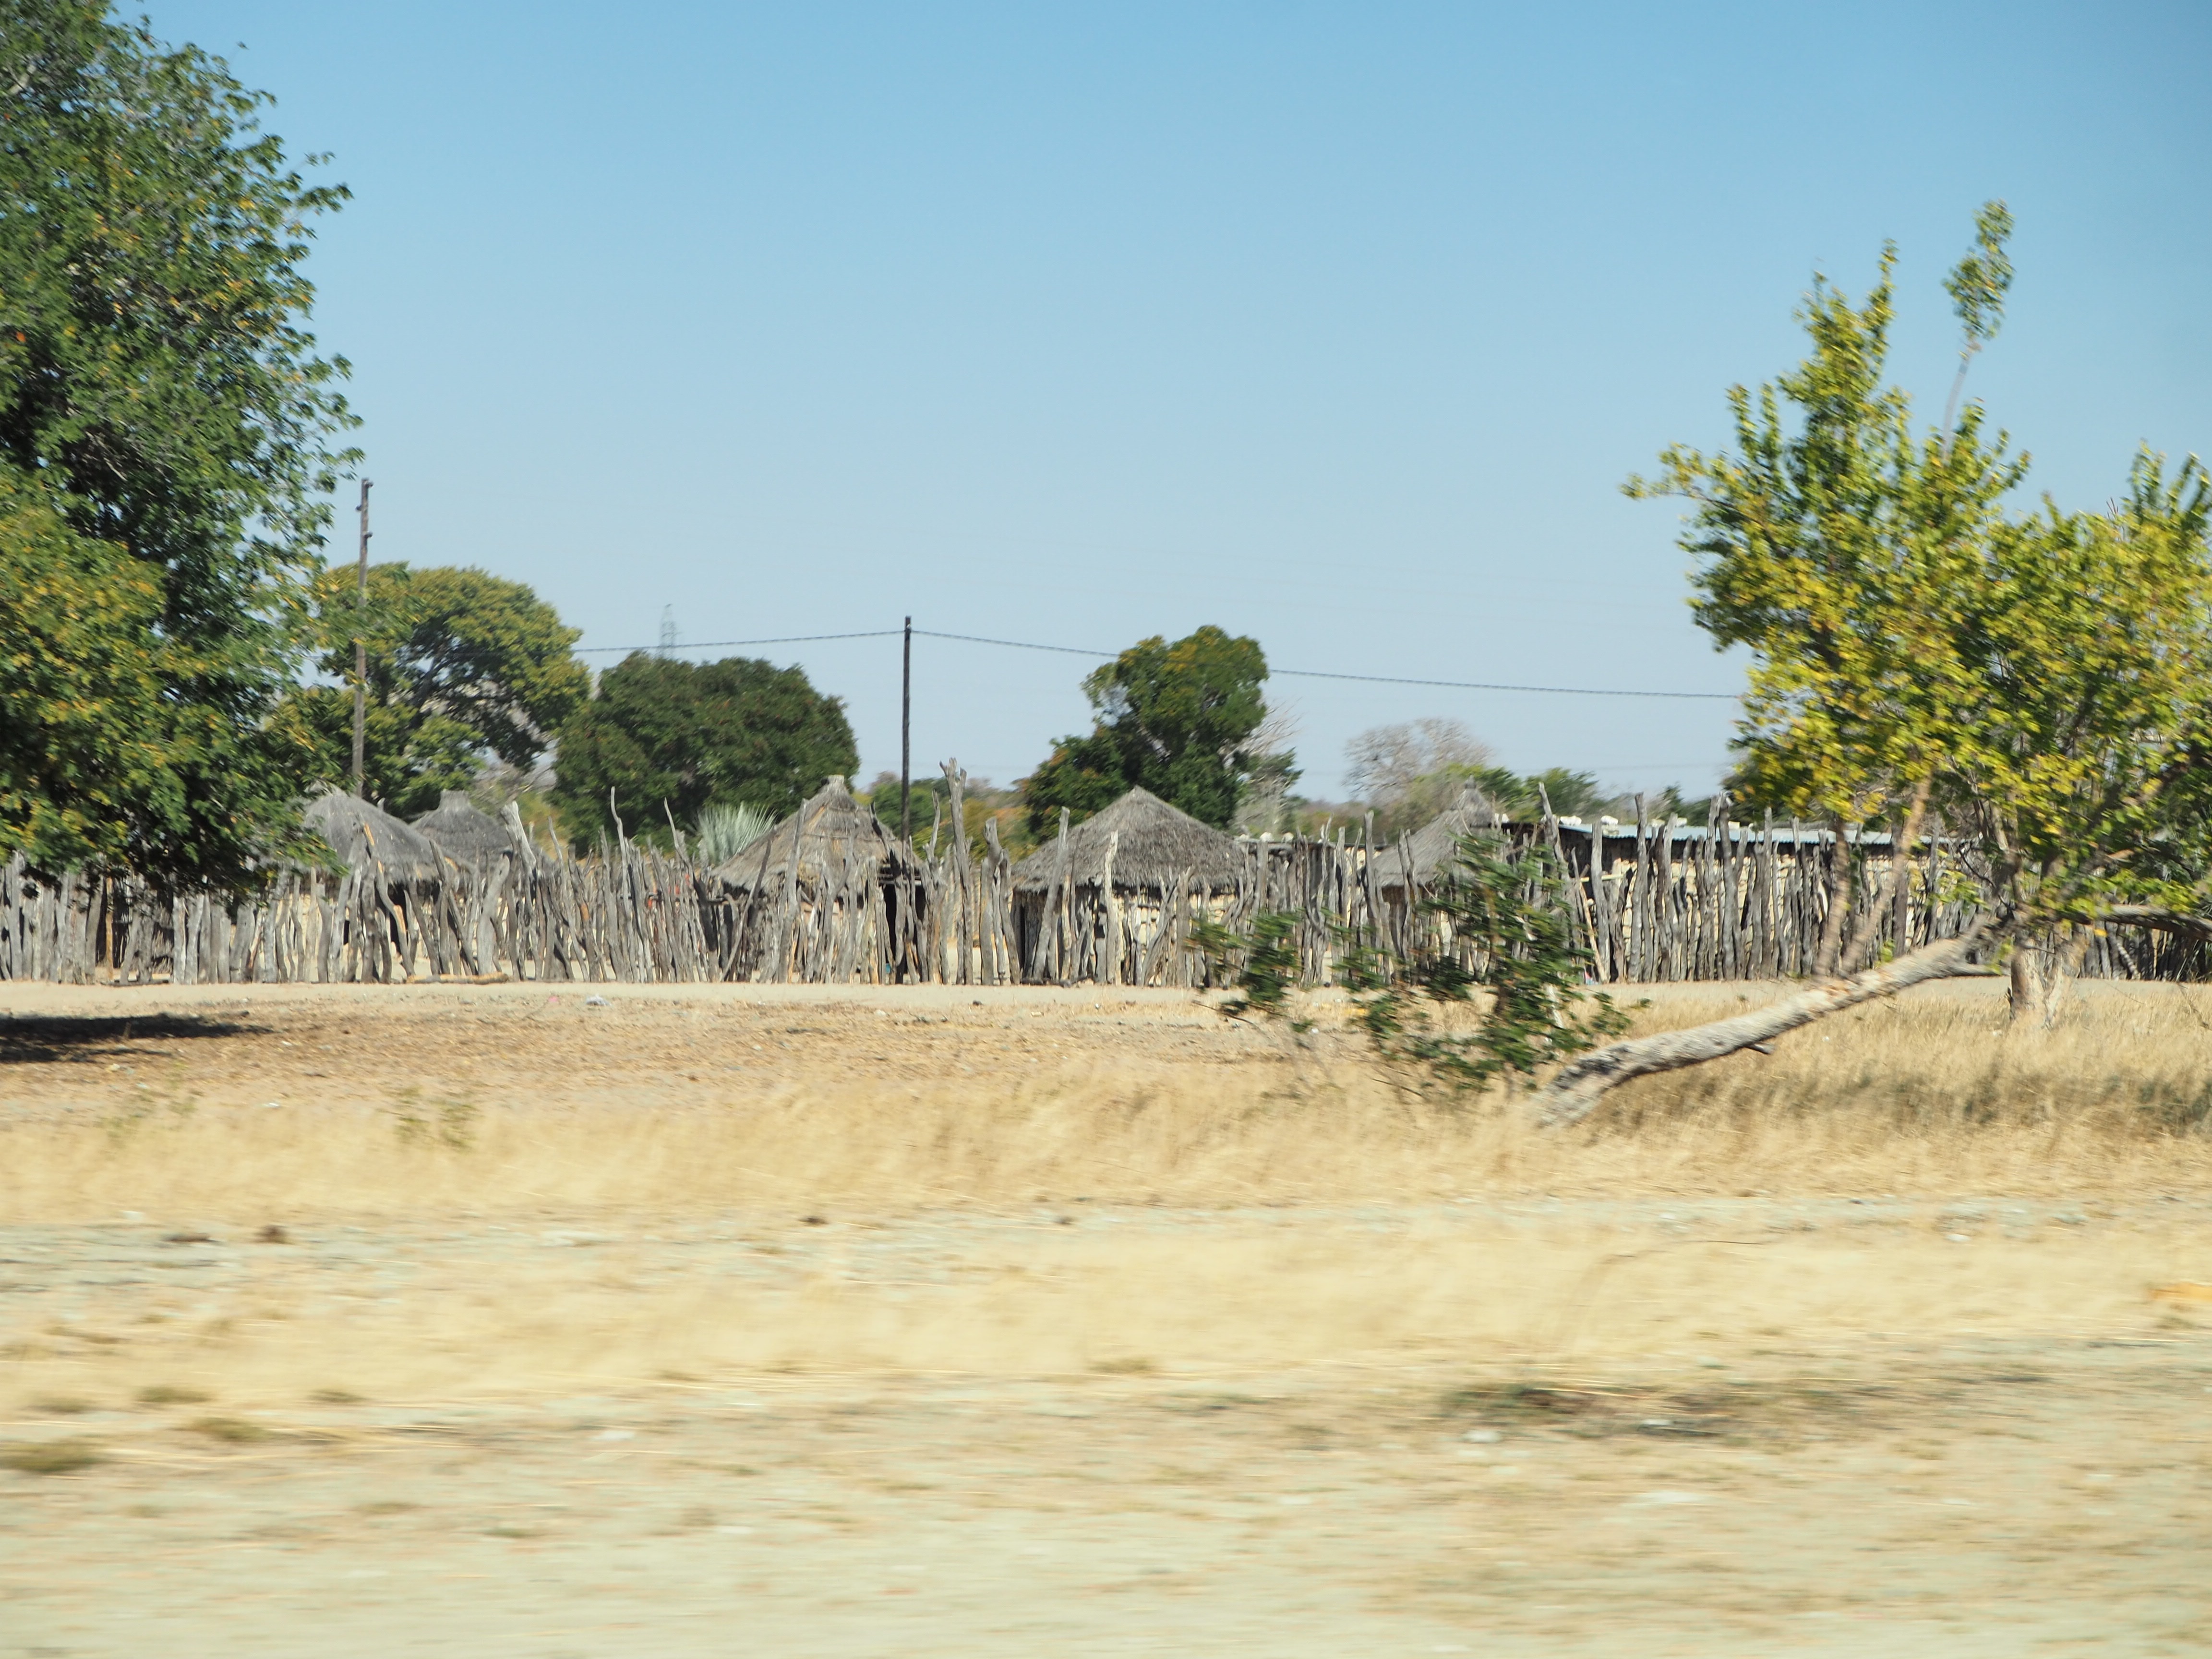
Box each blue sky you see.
[151,1,2212,797]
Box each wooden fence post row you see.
[0,824,2201,987]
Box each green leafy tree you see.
[283,563,587,817]
[1939,199,2013,444]
[0,1,357,886]
[1023,626,1269,834]
[553,655,858,850]
[864,771,950,833]
[1521,769,1612,819]
[1340,835,1631,1094]
[1190,910,1309,1027]
[1450,765,1616,822]
[1,480,266,870]
[860,770,1029,857]
[1542,207,2212,1122]
[1192,835,1629,1091]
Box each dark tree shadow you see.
[0,1014,263,1065]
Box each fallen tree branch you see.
[2092,905,2212,942]
[1537,916,1999,1127]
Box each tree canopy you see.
[0,478,263,872]
[1635,221,2212,968]
[1545,206,2212,1119]
[1023,626,1269,834]
[552,656,858,851]
[284,563,587,817]
[0,2,356,884]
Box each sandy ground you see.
[4,982,2212,1655]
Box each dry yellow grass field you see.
[6,976,2212,1221]
[6,978,2212,1655]
[4,977,2211,1400]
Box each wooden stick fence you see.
[2,818,2203,987]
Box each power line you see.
[1273,667,1732,701]
[915,629,1737,700]
[912,628,1106,658]
[576,629,902,652]
[576,624,1738,702]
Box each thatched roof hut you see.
[301,789,444,883]
[411,790,515,862]
[1382,790,1508,890]
[714,778,916,894]
[1012,787,1243,894]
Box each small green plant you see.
[1340,833,1634,1095]
[1192,834,1629,1094]
[2,1439,102,1475]
[1190,909,1310,1031]
[695,800,773,864]
[387,1086,479,1150]
[30,1395,95,1416]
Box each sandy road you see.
[7,1204,2212,1657]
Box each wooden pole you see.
[351,479,372,797]
[1055,806,1072,986]
[947,762,969,984]
[900,616,913,847]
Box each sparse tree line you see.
[5,5,2211,1112]
[0,2,1703,886]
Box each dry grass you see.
[3,979,2210,1224]
[6,1205,2207,1413]
[0,1439,102,1475]
[4,978,2210,1410]
[1607,979,2212,1133]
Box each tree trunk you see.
[1537,916,1999,1127]
[2007,936,2043,1024]
[1843,778,1932,975]
[1812,819,1856,977]
[2028,926,2092,1028]
[2040,936,2072,1028]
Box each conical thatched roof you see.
[1012,787,1244,893]
[411,790,515,861]
[301,789,445,883]
[1383,790,1508,889]
[714,777,916,894]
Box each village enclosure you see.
[3,780,2200,991]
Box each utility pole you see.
[900,616,913,846]
[350,479,372,797]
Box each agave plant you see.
[695,801,772,864]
